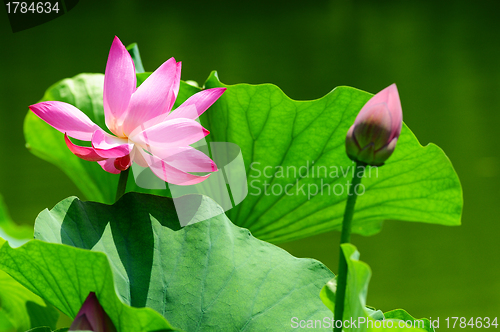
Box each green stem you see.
[334,161,365,332]
[115,168,130,202]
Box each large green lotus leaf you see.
[320,244,432,332]
[202,72,462,243]
[0,269,59,332]
[0,195,55,332]
[384,310,435,332]
[126,43,145,74]
[0,238,178,332]
[23,74,200,204]
[34,192,334,331]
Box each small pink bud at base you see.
[345,84,402,166]
[69,292,117,332]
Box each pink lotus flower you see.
[345,84,402,166]
[30,36,225,185]
[69,292,117,332]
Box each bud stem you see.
[115,168,130,202]
[334,161,366,332]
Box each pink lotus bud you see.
[69,292,117,332]
[345,84,402,166]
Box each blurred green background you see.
[1,0,499,329]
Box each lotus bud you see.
[69,292,117,332]
[345,84,402,166]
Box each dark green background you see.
[1,0,498,329]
